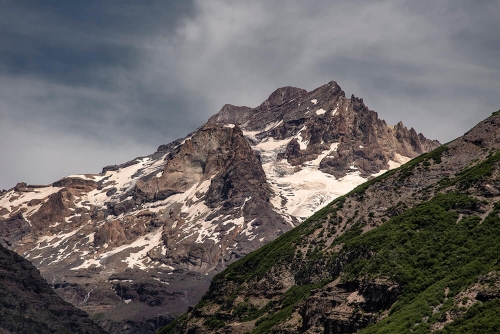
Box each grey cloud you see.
[0,0,499,189]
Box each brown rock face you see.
[300,279,400,333]
[267,89,438,178]
[29,188,75,231]
[143,123,291,272]
[0,212,31,247]
[135,123,272,209]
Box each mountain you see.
[0,80,439,333]
[163,110,500,333]
[0,242,107,334]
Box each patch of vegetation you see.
[439,151,500,190]
[251,281,327,334]
[204,316,226,330]
[230,301,270,321]
[207,198,346,287]
[394,145,450,181]
[333,221,363,245]
[156,313,187,334]
[251,305,295,334]
[437,299,500,333]
[328,192,500,333]
[90,312,104,321]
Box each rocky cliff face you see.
[167,110,500,333]
[0,80,439,333]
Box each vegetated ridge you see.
[162,110,500,333]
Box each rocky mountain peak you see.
[259,86,308,112]
[309,80,345,98]
[207,104,253,125]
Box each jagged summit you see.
[0,80,439,333]
[207,104,253,125]
[210,80,438,180]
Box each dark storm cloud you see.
[0,1,193,83]
[0,0,200,145]
[0,0,499,189]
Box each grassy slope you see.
[350,193,499,333]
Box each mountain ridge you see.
[0,80,439,333]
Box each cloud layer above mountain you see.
[1,0,499,189]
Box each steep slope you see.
[0,80,438,333]
[165,110,500,333]
[0,243,107,334]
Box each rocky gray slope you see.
[166,110,500,333]
[0,80,439,333]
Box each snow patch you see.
[315,109,326,116]
[264,142,367,219]
[153,277,169,285]
[311,99,318,104]
[391,153,411,167]
[304,143,339,167]
[78,154,167,210]
[295,127,308,150]
[254,137,291,152]
[66,174,107,182]
[371,154,411,177]
[0,186,62,218]
[264,120,283,131]
[72,228,164,270]
[371,169,387,177]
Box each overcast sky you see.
[1,0,499,190]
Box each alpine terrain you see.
[163,110,500,333]
[0,80,439,333]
